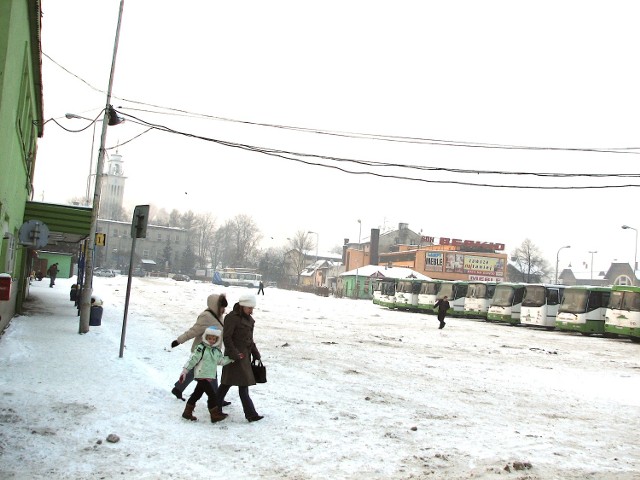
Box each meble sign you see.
[422,236,505,251]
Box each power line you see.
[116,111,640,190]
[44,52,640,156]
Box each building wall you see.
[0,0,43,330]
[95,219,188,271]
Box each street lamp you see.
[588,251,597,281]
[555,245,571,284]
[307,231,318,286]
[65,113,104,205]
[354,219,362,298]
[622,225,638,271]
[79,0,126,334]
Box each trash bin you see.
[89,295,103,326]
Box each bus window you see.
[547,289,560,306]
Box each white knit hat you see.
[238,293,257,308]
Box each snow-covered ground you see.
[1,276,638,479]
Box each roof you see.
[23,201,92,245]
[339,265,431,280]
[141,259,157,265]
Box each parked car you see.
[173,274,191,282]
[132,268,146,277]
[94,268,116,277]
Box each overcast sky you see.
[34,1,640,274]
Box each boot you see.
[209,406,228,423]
[182,403,197,421]
[439,321,446,329]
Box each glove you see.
[171,340,179,348]
[179,368,188,383]
[253,355,261,361]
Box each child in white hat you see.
[180,327,233,423]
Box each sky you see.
[33,1,640,275]
[1,275,638,479]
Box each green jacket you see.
[184,342,233,380]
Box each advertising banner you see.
[425,252,443,272]
[445,253,465,273]
[464,255,504,276]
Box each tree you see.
[180,244,197,274]
[286,230,315,285]
[194,213,216,269]
[257,246,288,283]
[160,239,173,271]
[510,239,551,283]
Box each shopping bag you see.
[251,359,267,383]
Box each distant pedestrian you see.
[216,293,264,422]
[434,295,450,329]
[170,293,229,402]
[180,326,234,422]
[257,281,265,295]
[47,263,59,288]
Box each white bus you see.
[393,279,423,310]
[520,284,565,329]
[604,285,640,342]
[555,286,611,335]
[372,278,397,308]
[434,281,469,316]
[463,281,497,319]
[416,280,443,312]
[486,282,526,324]
[213,268,262,288]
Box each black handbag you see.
[251,359,267,383]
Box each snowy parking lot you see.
[0,275,638,479]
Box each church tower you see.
[99,152,127,220]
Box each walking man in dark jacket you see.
[434,295,450,329]
[47,263,59,288]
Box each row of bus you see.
[371,279,640,342]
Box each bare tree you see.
[168,209,182,227]
[194,212,216,269]
[286,230,315,285]
[510,238,551,283]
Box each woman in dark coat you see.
[216,293,263,422]
[434,295,450,329]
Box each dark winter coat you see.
[434,299,450,321]
[220,303,261,387]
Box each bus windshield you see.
[522,286,546,307]
[420,282,438,295]
[559,289,588,313]
[492,285,515,307]
[622,291,640,312]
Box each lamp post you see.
[65,113,102,205]
[79,0,125,334]
[588,250,597,281]
[307,231,318,286]
[354,219,362,298]
[555,245,571,284]
[622,225,638,271]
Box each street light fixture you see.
[588,251,597,281]
[354,219,362,298]
[79,0,125,334]
[622,225,638,271]
[555,245,571,284]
